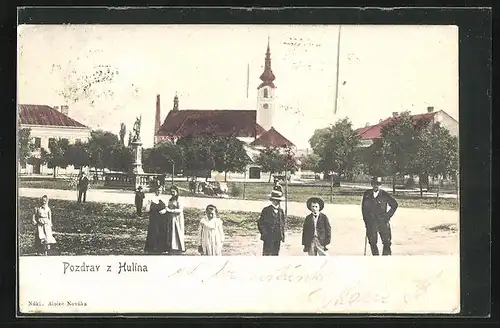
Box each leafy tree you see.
[299,153,322,173]
[309,118,361,181]
[46,138,70,178]
[212,136,251,181]
[256,147,284,182]
[380,112,427,193]
[282,147,298,175]
[410,122,459,198]
[119,123,127,146]
[145,141,185,175]
[363,138,391,177]
[87,130,120,173]
[65,141,90,174]
[18,128,35,166]
[176,136,215,178]
[109,144,134,173]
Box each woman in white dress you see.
[198,204,225,256]
[165,185,186,255]
[32,195,57,255]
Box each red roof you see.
[355,112,436,140]
[250,127,295,148]
[18,104,88,128]
[157,110,265,138]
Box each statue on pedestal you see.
[132,116,142,143]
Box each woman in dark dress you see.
[144,185,169,254]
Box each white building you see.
[18,104,92,175]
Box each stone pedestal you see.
[130,141,144,174]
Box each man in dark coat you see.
[302,197,331,256]
[258,190,286,256]
[134,186,145,216]
[361,176,399,256]
[77,172,89,203]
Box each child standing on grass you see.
[32,195,57,255]
[198,204,225,256]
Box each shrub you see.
[229,183,242,197]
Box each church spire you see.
[258,37,276,89]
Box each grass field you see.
[18,196,458,256]
[19,178,459,211]
[18,197,304,256]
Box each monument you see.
[103,115,165,191]
[130,116,144,174]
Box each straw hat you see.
[269,190,285,201]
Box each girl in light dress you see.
[32,195,57,255]
[198,204,225,256]
[165,185,186,255]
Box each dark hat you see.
[206,204,218,213]
[137,186,143,190]
[306,197,325,211]
[169,185,179,193]
[371,176,383,185]
[269,190,285,201]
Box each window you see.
[263,89,269,98]
[34,137,41,148]
[20,162,27,169]
[75,138,81,144]
[263,104,269,109]
[62,138,69,144]
[48,138,55,148]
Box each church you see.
[153,40,295,180]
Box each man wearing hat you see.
[302,197,331,256]
[257,190,287,256]
[361,176,399,256]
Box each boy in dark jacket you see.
[135,186,145,216]
[302,197,331,256]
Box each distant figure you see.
[134,186,145,216]
[361,176,399,256]
[189,178,197,194]
[258,190,286,256]
[165,186,186,255]
[198,204,225,256]
[77,172,89,203]
[32,195,57,255]
[302,197,331,256]
[144,185,168,254]
[273,179,283,193]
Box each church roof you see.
[157,109,266,138]
[250,127,295,148]
[18,104,88,128]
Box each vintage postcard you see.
[17,23,460,314]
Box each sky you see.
[17,24,458,149]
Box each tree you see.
[282,147,298,175]
[65,141,90,174]
[212,136,251,181]
[109,144,134,172]
[145,141,185,175]
[299,153,322,173]
[309,118,361,180]
[87,130,120,173]
[256,147,284,182]
[410,122,459,198]
[19,128,35,166]
[176,136,215,178]
[46,138,70,178]
[380,112,424,193]
[119,123,126,146]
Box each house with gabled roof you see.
[18,104,92,175]
[355,106,459,147]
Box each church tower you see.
[256,38,276,131]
